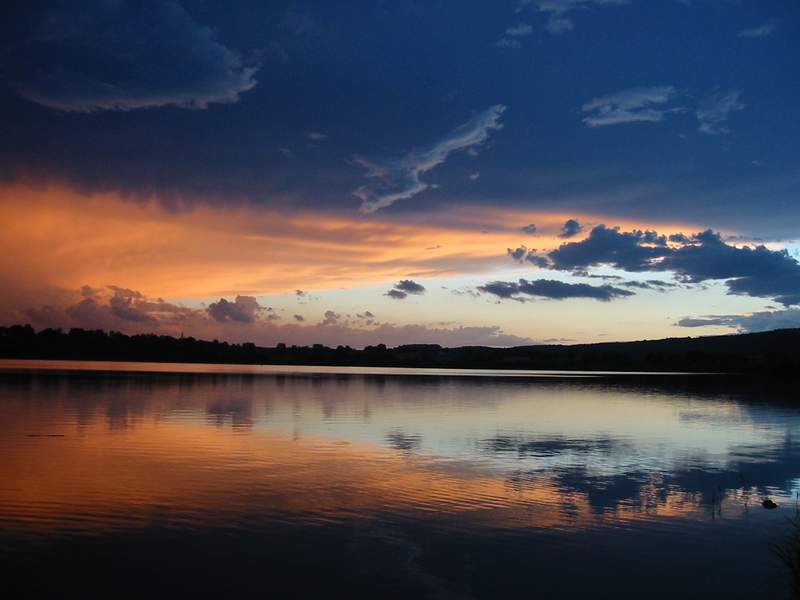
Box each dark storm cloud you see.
[207,296,265,323]
[550,225,670,272]
[386,289,408,300]
[395,280,426,294]
[478,279,634,302]
[661,230,800,305]
[507,246,550,268]
[507,246,528,261]
[558,219,583,238]
[621,279,677,291]
[4,1,259,112]
[546,226,800,305]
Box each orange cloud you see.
[0,182,699,301]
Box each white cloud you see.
[496,38,522,48]
[497,22,533,47]
[738,21,776,39]
[696,90,744,135]
[307,131,329,141]
[581,86,679,127]
[354,105,506,213]
[519,0,629,34]
[506,23,534,36]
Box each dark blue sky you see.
[2,1,798,230]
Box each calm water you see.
[1,360,799,599]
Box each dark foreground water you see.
[1,360,799,599]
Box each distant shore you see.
[2,325,799,376]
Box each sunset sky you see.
[1,0,799,347]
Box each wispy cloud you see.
[496,22,533,47]
[738,21,776,39]
[519,0,629,35]
[582,86,679,127]
[582,86,746,135]
[354,105,506,213]
[496,38,522,48]
[696,90,744,135]
[307,131,328,141]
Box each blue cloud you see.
[479,278,634,301]
[7,1,259,112]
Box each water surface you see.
[1,360,798,598]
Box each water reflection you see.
[0,362,798,598]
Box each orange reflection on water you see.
[0,414,711,539]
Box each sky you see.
[1,0,799,347]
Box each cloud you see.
[621,279,677,291]
[677,308,800,333]
[207,296,265,323]
[546,225,800,305]
[521,223,537,235]
[549,225,670,271]
[16,285,533,348]
[506,23,534,36]
[478,278,634,301]
[394,280,426,295]
[520,1,629,35]
[661,230,800,305]
[22,286,195,332]
[507,246,550,268]
[354,105,506,213]
[559,218,583,238]
[738,21,776,39]
[696,90,745,135]
[320,310,340,325]
[386,289,408,300]
[307,132,328,141]
[496,38,522,48]
[107,286,156,323]
[497,22,533,47]
[386,279,426,300]
[6,1,259,112]
[294,314,305,322]
[581,86,679,127]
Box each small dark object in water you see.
[762,498,778,509]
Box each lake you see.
[1,360,798,599]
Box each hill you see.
[2,324,799,375]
